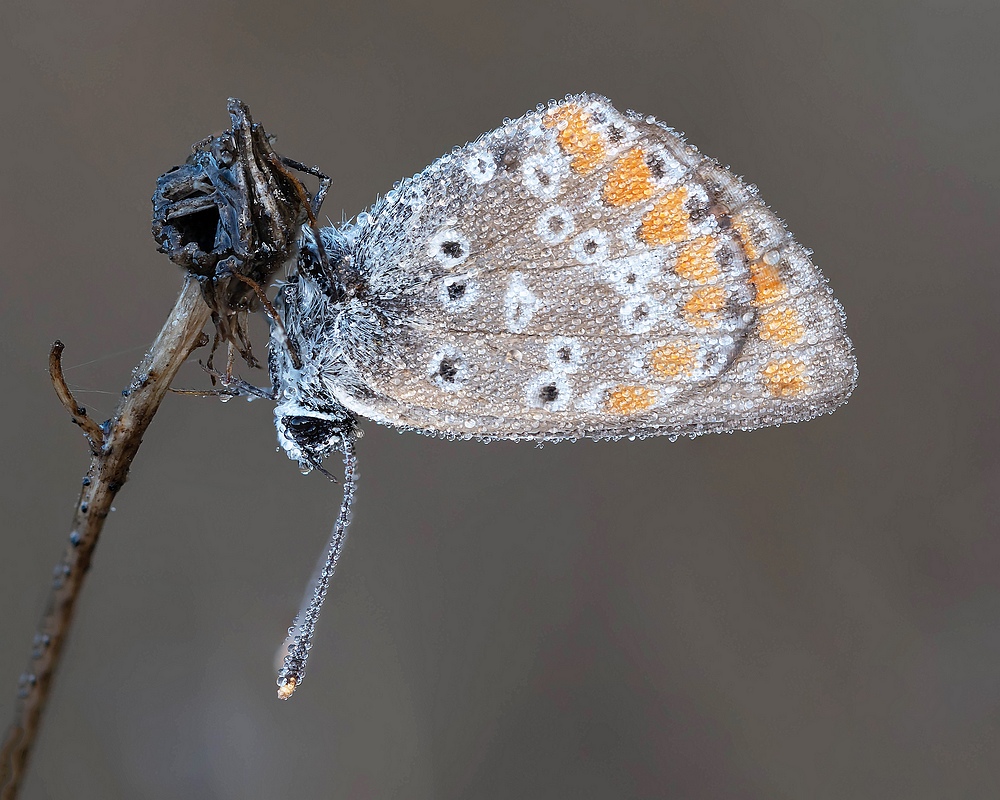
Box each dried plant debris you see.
[152,98,328,368]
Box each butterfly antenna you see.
[276,437,357,699]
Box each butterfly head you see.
[270,234,360,473]
[275,408,354,472]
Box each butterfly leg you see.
[278,156,332,217]
[170,377,276,401]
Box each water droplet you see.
[17,673,37,697]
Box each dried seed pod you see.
[152,98,329,367]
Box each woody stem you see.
[0,277,210,800]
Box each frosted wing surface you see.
[287,94,856,442]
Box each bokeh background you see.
[2,1,997,797]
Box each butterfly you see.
[168,94,857,697]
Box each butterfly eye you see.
[282,415,337,453]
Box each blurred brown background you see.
[1,1,997,797]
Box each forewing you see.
[333,94,856,440]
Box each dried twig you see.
[47,342,107,453]
[0,276,211,800]
[2,98,322,797]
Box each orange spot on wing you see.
[674,236,721,284]
[639,185,689,245]
[683,286,725,327]
[732,215,761,260]
[762,358,807,397]
[543,104,607,174]
[759,307,806,347]
[649,342,698,378]
[748,262,787,306]
[603,147,655,206]
[605,385,658,415]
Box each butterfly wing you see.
[330,94,856,440]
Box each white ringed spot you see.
[571,228,611,264]
[429,346,469,391]
[546,336,583,373]
[520,153,567,199]
[427,228,471,266]
[526,371,572,412]
[535,206,575,244]
[438,273,479,310]
[619,294,660,334]
[504,272,539,333]
[464,148,496,184]
[602,253,662,296]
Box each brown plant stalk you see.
[0,276,210,799]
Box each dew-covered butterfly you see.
[170,94,857,697]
